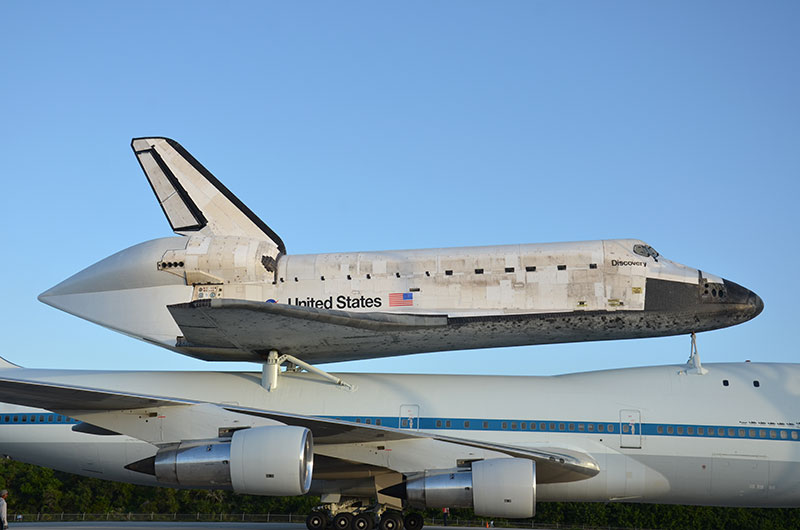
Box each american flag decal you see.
[389,292,414,307]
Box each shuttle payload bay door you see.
[620,409,642,449]
[399,404,420,431]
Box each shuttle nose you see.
[722,278,764,319]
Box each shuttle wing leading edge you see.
[168,299,448,362]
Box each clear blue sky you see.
[1,2,797,375]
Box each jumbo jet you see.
[0,352,797,530]
[38,138,763,365]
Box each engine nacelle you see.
[153,425,313,496]
[405,458,535,518]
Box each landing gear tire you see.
[353,513,374,530]
[379,512,404,530]
[403,513,424,530]
[306,512,328,530]
[333,512,354,530]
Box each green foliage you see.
[2,460,800,528]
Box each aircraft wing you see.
[0,375,597,483]
[168,299,448,363]
[224,406,599,484]
[0,376,192,410]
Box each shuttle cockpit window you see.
[633,244,660,261]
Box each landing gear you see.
[379,512,404,530]
[403,513,424,530]
[306,512,328,530]
[353,513,375,530]
[334,512,355,530]
[306,503,421,530]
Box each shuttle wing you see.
[130,137,285,254]
[0,375,597,484]
[168,299,448,363]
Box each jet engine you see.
[151,425,313,496]
[391,458,536,518]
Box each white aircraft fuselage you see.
[35,139,763,364]
[1,361,798,511]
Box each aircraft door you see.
[619,409,642,449]
[399,404,420,431]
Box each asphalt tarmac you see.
[8,524,483,530]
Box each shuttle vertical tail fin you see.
[130,137,285,255]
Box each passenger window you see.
[792,432,798,440]
[657,425,664,434]
[688,427,695,435]
[667,426,674,434]
[698,427,704,435]
[598,424,605,433]
[435,420,442,428]
[463,421,470,428]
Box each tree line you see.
[1,460,799,529]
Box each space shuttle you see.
[38,137,763,364]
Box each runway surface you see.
[8,524,484,530]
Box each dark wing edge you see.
[225,406,600,484]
